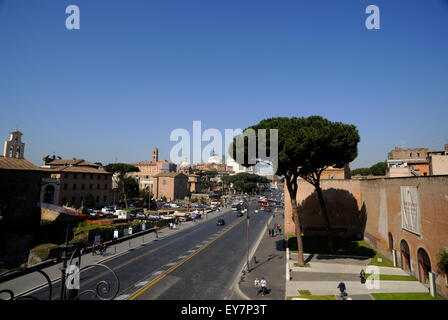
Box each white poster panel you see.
[401,186,421,235]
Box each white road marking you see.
[164,262,177,267]
[135,281,150,287]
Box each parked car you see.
[236,211,244,217]
[136,212,146,219]
[217,218,225,226]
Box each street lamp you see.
[246,202,251,273]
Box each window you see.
[90,184,93,190]
[417,153,420,157]
[74,173,77,179]
[329,174,335,180]
[82,173,86,179]
[104,184,108,190]
[62,197,67,205]
[103,196,107,202]
[64,184,68,190]
[71,197,76,204]
[163,179,166,185]
[96,196,99,203]
[97,184,100,190]
[410,153,412,157]
[98,174,101,179]
[90,174,93,179]
[73,184,77,190]
[82,184,85,190]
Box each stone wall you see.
[284,175,448,298]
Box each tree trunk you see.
[122,184,128,209]
[286,177,305,266]
[315,185,333,253]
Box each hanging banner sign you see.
[401,186,421,235]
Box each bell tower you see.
[152,147,159,162]
[3,130,25,159]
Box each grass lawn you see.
[365,274,417,281]
[371,292,440,300]
[356,240,395,267]
[287,296,337,300]
[293,263,311,268]
[287,290,337,301]
[288,235,395,267]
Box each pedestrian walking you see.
[254,277,261,295]
[337,281,347,299]
[360,269,366,284]
[260,278,267,296]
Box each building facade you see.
[130,147,177,192]
[152,172,189,201]
[0,156,44,264]
[284,176,448,298]
[40,156,113,208]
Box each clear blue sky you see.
[1,0,447,169]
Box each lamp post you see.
[246,202,251,273]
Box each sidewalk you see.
[0,209,227,299]
[237,212,286,300]
[286,253,429,299]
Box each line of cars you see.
[87,205,146,220]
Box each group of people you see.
[92,242,107,256]
[254,277,269,296]
[268,224,282,237]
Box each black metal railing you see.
[0,243,120,301]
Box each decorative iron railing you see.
[0,244,120,301]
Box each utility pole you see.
[246,202,250,272]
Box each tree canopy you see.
[229,115,360,264]
[103,163,139,208]
[352,161,386,176]
[222,172,270,194]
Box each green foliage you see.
[352,161,386,176]
[103,163,140,176]
[203,170,218,178]
[351,168,371,176]
[221,172,269,194]
[118,177,139,200]
[82,193,95,210]
[230,116,360,179]
[437,248,448,273]
[104,163,139,208]
[370,161,387,175]
[371,292,440,300]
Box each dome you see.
[179,157,191,169]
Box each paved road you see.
[131,202,271,300]
[24,202,271,300]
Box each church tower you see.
[152,147,159,162]
[3,130,25,159]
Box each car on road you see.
[236,211,243,217]
[216,218,225,226]
[136,212,146,219]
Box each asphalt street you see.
[26,201,272,300]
